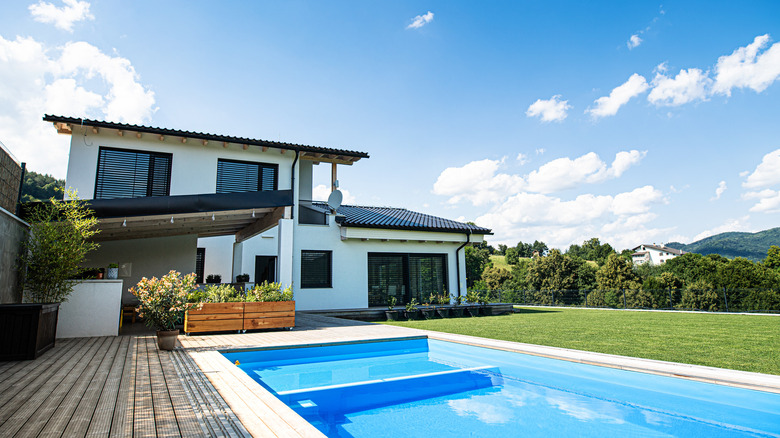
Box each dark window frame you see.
[367,252,448,306]
[94,146,173,199]
[195,248,206,284]
[216,158,278,193]
[301,250,332,289]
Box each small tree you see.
[19,190,99,303]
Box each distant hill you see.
[666,227,780,262]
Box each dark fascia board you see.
[20,190,293,220]
[43,115,370,159]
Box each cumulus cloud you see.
[587,74,649,119]
[516,153,528,165]
[29,0,94,32]
[526,95,571,122]
[713,34,780,95]
[0,34,156,176]
[433,150,645,206]
[627,34,642,50]
[742,149,780,189]
[407,11,434,29]
[312,184,356,205]
[712,180,727,200]
[647,68,711,106]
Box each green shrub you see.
[246,281,293,302]
[203,284,243,302]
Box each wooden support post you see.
[331,163,337,192]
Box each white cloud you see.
[749,192,780,213]
[743,149,780,189]
[29,0,94,32]
[587,74,649,118]
[647,68,711,106]
[516,153,528,165]
[312,184,356,204]
[0,34,156,177]
[407,11,434,29]
[627,34,643,50]
[693,216,753,242]
[713,34,780,96]
[526,95,571,122]
[535,148,546,155]
[712,180,727,200]
[433,150,645,206]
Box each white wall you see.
[57,280,123,338]
[83,235,197,304]
[65,130,295,198]
[236,229,279,282]
[292,218,471,311]
[198,235,234,282]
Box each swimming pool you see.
[223,337,780,437]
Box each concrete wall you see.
[0,142,22,213]
[197,235,235,282]
[57,280,123,338]
[0,206,28,304]
[83,235,198,304]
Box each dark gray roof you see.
[310,202,491,234]
[43,115,369,159]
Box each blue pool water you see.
[223,337,780,437]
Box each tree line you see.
[466,238,780,312]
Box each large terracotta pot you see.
[156,329,179,350]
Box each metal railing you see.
[470,288,780,313]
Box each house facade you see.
[44,115,490,311]
[631,244,686,266]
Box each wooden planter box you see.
[184,302,243,334]
[184,301,295,334]
[243,301,295,330]
[0,303,59,361]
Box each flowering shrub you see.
[131,270,198,331]
[246,281,293,302]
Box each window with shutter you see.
[367,253,447,306]
[216,159,278,193]
[301,250,332,288]
[94,147,172,199]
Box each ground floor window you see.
[367,253,448,306]
[301,250,332,288]
[195,248,205,283]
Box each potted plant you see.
[236,273,250,283]
[450,293,464,317]
[2,190,99,361]
[385,296,399,321]
[420,295,435,319]
[205,274,221,284]
[436,294,450,318]
[131,270,198,350]
[106,263,119,279]
[405,298,419,320]
[96,267,105,279]
[465,290,482,317]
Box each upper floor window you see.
[216,159,278,193]
[95,147,172,199]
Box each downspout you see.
[455,230,471,299]
[290,150,299,219]
[15,162,26,216]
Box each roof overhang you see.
[43,115,369,165]
[20,190,293,243]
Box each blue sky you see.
[2,1,780,251]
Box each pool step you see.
[279,366,502,415]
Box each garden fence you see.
[471,288,780,313]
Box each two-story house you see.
[43,115,491,311]
[631,244,686,266]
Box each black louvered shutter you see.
[367,254,406,306]
[217,159,277,193]
[409,254,447,303]
[301,251,332,288]
[95,147,171,199]
[195,248,205,284]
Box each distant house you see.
[631,244,686,266]
[42,115,491,311]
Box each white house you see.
[631,244,686,266]
[43,115,491,311]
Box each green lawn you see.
[382,307,780,375]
